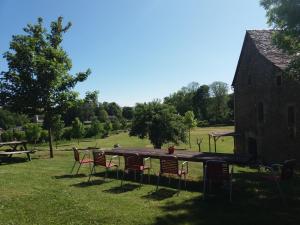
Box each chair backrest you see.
[72,147,80,162]
[160,156,178,175]
[93,151,106,167]
[124,154,143,170]
[281,159,296,180]
[205,160,230,181]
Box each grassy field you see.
[1,127,300,225]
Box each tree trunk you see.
[189,129,191,149]
[48,128,54,158]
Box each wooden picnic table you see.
[0,141,28,151]
[103,148,249,165]
[0,141,33,162]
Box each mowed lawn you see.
[1,127,300,225]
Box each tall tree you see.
[192,85,210,120]
[183,111,197,149]
[260,0,300,79]
[209,81,229,123]
[0,17,90,157]
[130,101,187,149]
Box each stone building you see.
[232,30,299,162]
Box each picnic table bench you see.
[0,141,34,162]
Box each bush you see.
[13,130,26,141]
[24,123,42,144]
[1,130,14,142]
[111,118,121,131]
[39,130,49,142]
[86,119,104,138]
[197,120,209,127]
[62,127,73,140]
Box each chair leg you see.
[140,172,143,187]
[184,174,187,189]
[104,168,108,181]
[229,178,232,202]
[203,177,206,200]
[70,161,77,174]
[88,166,95,182]
[116,167,119,179]
[148,169,150,184]
[76,162,82,175]
[121,170,126,187]
[178,176,182,194]
[156,174,160,191]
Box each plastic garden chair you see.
[88,151,120,182]
[70,147,93,175]
[156,156,188,193]
[121,153,152,187]
[203,160,233,201]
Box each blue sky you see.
[0,0,268,106]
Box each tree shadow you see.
[154,171,300,225]
[71,179,107,187]
[0,156,30,165]
[143,188,178,201]
[54,174,87,179]
[103,183,140,194]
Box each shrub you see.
[62,127,73,140]
[1,130,14,142]
[13,130,26,141]
[197,120,209,127]
[39,130,49,142]
[87,119,104,137]
[24,123,42,144]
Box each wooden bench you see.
[0,150,35,161]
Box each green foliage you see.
[52,115,65,141]
[62,127,73,140]
[87,119,104,137]
[260,0,300,79]
[0,109,29,130]
[104,102,122,118]
[13,130,26,141]
[122,107,134,120]
[197,120,209,127]
[208,81,229,123]
[192,85,210,120]
[111,118,121,131]
[0,17,91,156]
[24,123,42,144]
[39,130,49,142]
[1,130,14,142]
[71,117,85,143]
[104,121,112,136]
[184,111,197,149]
[130,101,187,149]
[96,107,109,122]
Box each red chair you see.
[121,154,152,187]
[156,156,188,192]
[203,160,233,201]
[88,151,119,182]
[70,147,93,175]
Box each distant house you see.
[232,30,299,162]
[33,115,44,124]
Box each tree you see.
[209,81,229,123]
[130,101,187,149]
[122,107,134,120]
[96,106,109,122]
[0,17,91,158]
[103,121,112,136]
[88,118,104,137]
[71,117,85,144]
[111,118,121,131]
[0,109,29,130]
[192,85,210,120]
[260,0,300,79]
[25,123,42,145]
[51,115,65,149]
[183,111,197,149]
[106,102,122,118]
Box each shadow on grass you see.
[54,174,87,179]
[0,156,30,165]
[71,179,107,187]
[154,171,300,225]
[143,188,178,201]
[104,183,140,194]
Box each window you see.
[258,102,264,123]
[288,106,296,139]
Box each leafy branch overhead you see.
[260,0,300,79]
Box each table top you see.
[0,141,27,146]
[103,148,249,165]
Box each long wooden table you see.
[104,148,249,165]
[0,141,28,151]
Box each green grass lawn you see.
[1,127,300,225]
